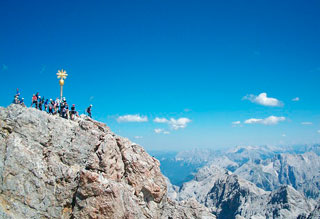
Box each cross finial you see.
[57,69,68,80]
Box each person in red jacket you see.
[31,94,38,108]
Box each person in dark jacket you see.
[70,104,78,120]
[38,96,43,111]
[86,105,92,118]
[44,99,49,112]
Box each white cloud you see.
[154,128,163,134]
[169,118,191,130]
[232,121,241,125]
[154,128,170,134]
[244,116,286,125]
[318,130,320,134]
[282,134,286,137]
[117,114,148,123]
[153,117,169,123]
[243,93,283,107]
[153,116,191,130]
[134,136,143,139]
[292,97,300,102]
[245,118,263,124]
[301,122,312,125]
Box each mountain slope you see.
[0,105,214,218]
[234,152,320,199]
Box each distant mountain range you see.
[178,163,317,218]
[152,144,320,187]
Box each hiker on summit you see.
[70,104,78,120]
[31,94,38,108]
[50,99,55,114]
[13,88,22,104]
[20,98,25,107]
[48,99,54,114]
[13,95,19,104]
[60,99,65,117]
[60,97,69,119]
[44,99,49,112]
[65,103,69,119]
[86,105,92,118]
[38,96,43,111]
[54,98,60,113]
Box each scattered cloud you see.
[292,97,300,102]
[1,64,8,71]
[154,129,170,134]
[282,134,286,137]
[244,116,286,125]
[232,121,242,127]
[117,114,148,123]
[169,118,191,130]
[154,117,169,123]
[243,92,283,107]
[154,128,163,134]
[301,122,312,125]
[134,136,143,139]
[153,116,191,130]
[318,130,320,134]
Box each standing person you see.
[70,104,77,120]
[48,99,54,114]
[44,99,49,112]
[38,96,43,111]
[31,94,38,108]
[13,95,19,104]
[65,103,69,119]
[86,105,92,118]
[54,98,60,114]
[20,98,25,107]
[60,99,65,117]
[61,106,67,119]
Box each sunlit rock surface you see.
[0,105,214,219]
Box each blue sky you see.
[1,0,320,151]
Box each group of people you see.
[12,89,25,106]
[12,89,93,119]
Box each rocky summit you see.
[0,105,215,219]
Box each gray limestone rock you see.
[179,163,317,219]
[0,105,215,219]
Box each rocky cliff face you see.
[0,105,215,219]
[178,163,316,219]
[234,152,320,199]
